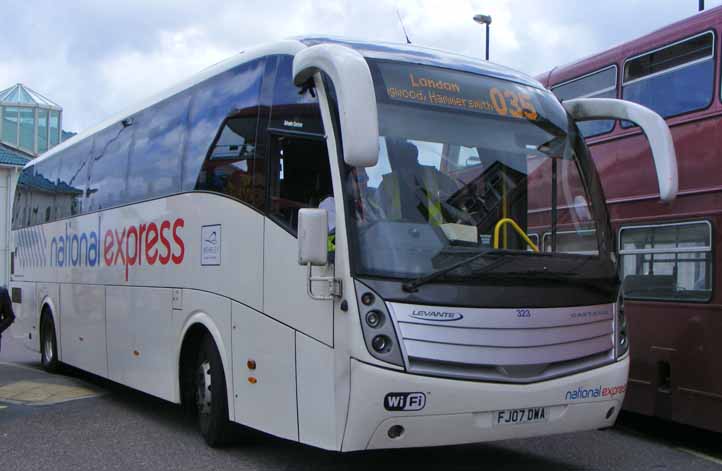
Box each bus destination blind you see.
[376,61,542,122]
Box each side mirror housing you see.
[563,98,678,202]
[293,44,379,168]
[298,208,329,266]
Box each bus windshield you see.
[343,60,612,281]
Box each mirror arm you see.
[563,98,678,202]
[293,43,380,167]
[306,263,342,301]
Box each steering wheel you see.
[439,200,477,225]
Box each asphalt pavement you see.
[1,336,720,471]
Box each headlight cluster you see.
[616,292,629,358]
[354,281,403,366]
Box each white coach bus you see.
[8,37,678,450]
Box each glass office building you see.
[0,83,62,156]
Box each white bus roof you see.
[30,36,543,168]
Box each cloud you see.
[1,0,720,131]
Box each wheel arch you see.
[39,295,59,356]
[175,312,234,420]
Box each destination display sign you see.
[373,61,548,122]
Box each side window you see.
[195,109,264,208]
[269,55,324,135]
[56,138,93,219]
[267,55,330,234]
[29,158,60,225]
[552,66,617,137]
[37,109,48,153]
[543,229,598,255]
[12,166,33,229]
[127,92,191,202]
[49,111,60,147]
[2,107,18,146]
[622,32,714,124]
[620,221,712,302]
[183,59,265,197]
[268,135,331,234]
[87,122,133,211]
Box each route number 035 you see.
[489,87,538,120]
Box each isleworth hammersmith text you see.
[387,73,495,112]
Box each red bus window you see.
[552,66,617,138]
[619,221,712,302]
[622,32,715,123]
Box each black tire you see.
[40,311,60,373]
[194,334,231,447]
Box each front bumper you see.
[342,355,629,451]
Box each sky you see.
[2,0,720,132]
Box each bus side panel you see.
[263,220,333,346]
[296,331,338,450]
[232,301,298,442]
[59,283,108,377]
[8,281,37,352]
[35,195,263,314]
[107,286,175,401]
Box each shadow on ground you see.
[57,365,583,471]
[616,411,722,462]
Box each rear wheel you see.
[40,312,60,373]
[194,334,231,447]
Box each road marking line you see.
[0,405,7,409]
[0,381,101,405]
[677,447,722,467]
[0,361,44,373]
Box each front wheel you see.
[40,312,60,373]
[194,334,231,447]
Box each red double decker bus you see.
[538,7,722,433]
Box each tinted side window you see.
[268,135,332,234]
[269,55,324,135]
[29,159,60,225]
[183,59,265,192]
[127,92,191,202]
[552,66,617,137]
[622,32,714,123]
[56,138,93,219]
[87,122,133,211]
[195,109,264,208]
[12,166,33,229]
[620,221,712,301]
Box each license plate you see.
[494,407,548,426]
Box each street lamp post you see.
[473,14,492,60]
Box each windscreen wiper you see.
[402,252,513,293]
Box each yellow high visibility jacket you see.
[378,168,444,226]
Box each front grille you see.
[387,302,615,384]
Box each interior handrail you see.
[493,218,540,253]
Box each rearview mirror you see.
[298,208,328,266]
[293,44,380,168]
[563,98,678,202]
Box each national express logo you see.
[564,384,626,402]
[44,217,185,280]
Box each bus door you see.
[263,133,335,346]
